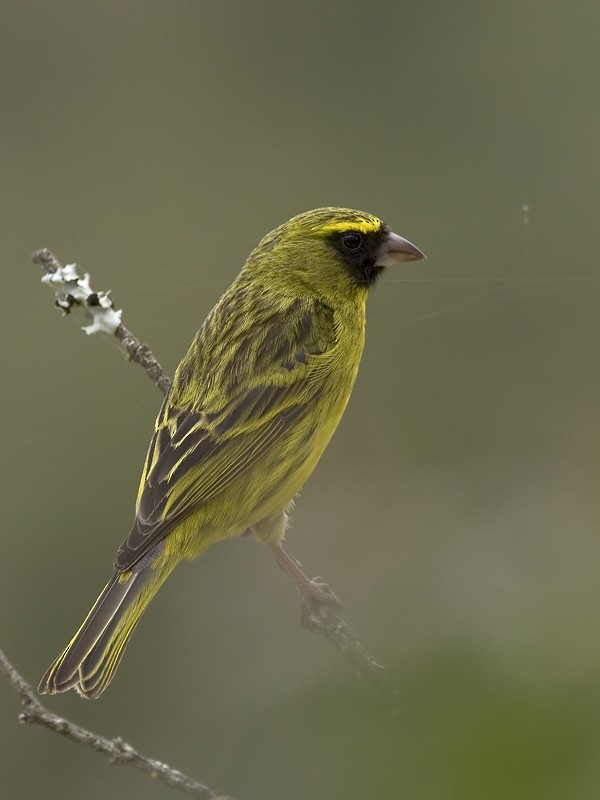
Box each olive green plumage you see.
[39,207,424,698]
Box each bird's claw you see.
[299,577,342,630]
[304,577,342,607]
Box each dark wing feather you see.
[114,297,335,572]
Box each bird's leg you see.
[267,541,341,629]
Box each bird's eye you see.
[341,232,363,252]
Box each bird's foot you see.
[299,576,342,631]
[300,576,341,607]
[266,542,342,629]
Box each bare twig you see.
[115,324,172,395]
[0,647,230,799]
[301,597,399,706]
[31,248,398,708]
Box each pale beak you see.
[377,230,426,266]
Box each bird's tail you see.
[38,565,171,699]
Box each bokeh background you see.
[2,2,600,798]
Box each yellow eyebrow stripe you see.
[318,217,383,235]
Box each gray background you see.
[2,2,600,798]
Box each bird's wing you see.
[114,297,336,572]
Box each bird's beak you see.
[377,230,426,266]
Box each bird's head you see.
[245,207,425,302]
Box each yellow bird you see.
[39,207,424,698]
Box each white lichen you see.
[41,263,122,335]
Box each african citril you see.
[39,207,424,698]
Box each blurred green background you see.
[2,1,600,798]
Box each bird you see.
[38,207,425,698]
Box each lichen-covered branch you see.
[0,648,230,799]
[31,248,171,395]
[31,248,398,708]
